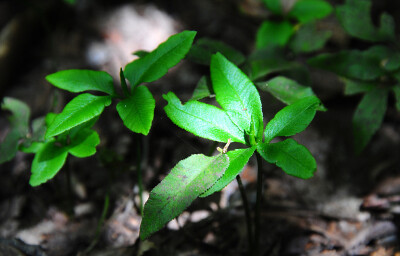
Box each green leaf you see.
[0,129,21,164]
[200,147,256,197]
[68,129,100,158]
[384,52,400,71]
[211,53,263,138]
[140,153,229,239]
[46,93,112,138]
[188,38,245,66]
[289,22,331,53]
[262,0,283,15]
[2,97,30,136]
[336,0,395,42]
[191,76,213,101]
[393,85,400,112]
[257,76,326,110]
[46,70,115,95]
[353,88,388,154]
[308,50,384,81]
[124,31,196,88]
[289,0,333,23]
[264,96,320,142]
[257,138,316,179]
[341,78,375,95]
[163,92,245,144]
[29,140,69,186]
[133,50,149,58]
[116,86,155,135]
[256,21,294,49]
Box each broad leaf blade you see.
[257,76,326,110]
[163,92,245,144]
[353,88,388,154]
[0,129,21,164]
[336,0,395,42]
[257,138,316,179]
[140,153,229,239]
[200,147,256,197]
[46,93,112,138]
[211,53,263,137]
[188,38,245,66]
[117,86,155,135]
[342,78,375,95]
[191,76,213,101]
[68,129,100,158]
[124,31,196,87]
[256,21,294,49]
[289,22,331,53]
[264,96,320,142]
[308,50,384,81]
[29,141,69,186]
[2,97,30,135]
[46,70,115,95]
[289,0,333,23]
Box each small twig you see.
[236,175,254,255]
[254,152,264,256]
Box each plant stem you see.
[254,152,263,256]
[236,175,253,255]
[136,134,144,215]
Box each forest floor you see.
[0,0,400,255]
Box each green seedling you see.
[308,0,399,153]
[140,53,322,256]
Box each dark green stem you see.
[236,175,253,255]
[136,134,144,215]
[254,152,263,256]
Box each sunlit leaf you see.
[117,86,155,135]
[140,153,229,239]
[68,129,100,158]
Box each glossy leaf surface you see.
[46,93,112,138]
[117,86,155,135]
[256,21,294,49]
[353,88,388,154]
[163,92,245,143]
[140,154,229,239]
[211,53,263,137]
[68,129,100,158]
[124,31,196,88]
[46,70,115,95]
[200,147,256,197]
[264,96,320,142]
[257,138,316,179]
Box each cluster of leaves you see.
[309,0,400,153]
[140,52,322,239]
[0,31,196,186]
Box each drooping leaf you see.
[289,0,333,23]
[29,140,69,186]
[262,0,283,15]
[341,78,375,95]
[200,147,256,197]
[163,92,245,144]
[257,138,316,179]
[68,129,100,158]
[0,129,21,164]
[353,88,388,154]
[124,31,196,88]
[393,85,400,112]
[308,50,384,81]
[2,97,30,136]
[256,21,294,49]
[46,93,112,138]
[264,96,320,142]
[188,38,245,66]
[211,53,263,137]
[289,22,331,53]
[191,76,213,101]
[140,153,229,239]
[336,0,395,42]
[116,86,155,135]
[257,76,326,110]
[46,70,115,95]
